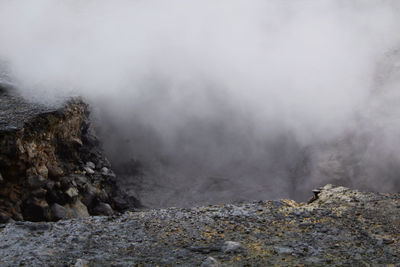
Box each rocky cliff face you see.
[0,184,398,266]
[0,85,139,223]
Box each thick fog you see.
[0,0,400,207]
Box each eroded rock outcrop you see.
[0,85,139,223]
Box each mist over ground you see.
[0,0,400,207]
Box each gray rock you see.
[50,203,68,221]
[98,189,109,202]
[0,172,3,183]
[305,257,323,264]
[22,198,49,221]
[47,164,63,179]
[274,246,294,255]
[27,175,47,189]
[353,253,363,260]
[0,210,10,223]
[82,184,98,207]
[65,187,79,200]
[83,167,94,175]
[74,258,88,267]
[93,202,114,216]
[85,162,96,169]
[383,238,394,245]
[100,167,109,176]
[222,241,243,253]
[60,177,72,189]
[66,200,89,218]
[31,188,47,198]
[45,181,55,191]
[201,256,221,267]
[73,175,88,188]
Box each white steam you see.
[0,0,399,206]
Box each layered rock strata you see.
[0,85,139,223]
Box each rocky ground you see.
[0,184,399,266]
[0,84,139,223]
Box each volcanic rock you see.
[65,187,79,200]
[201,257,221,267]
[221,241,243,254]
[66,199,89,218]
[50,203,68,221]
[27,175,47,189]
[0,185,398,266]
[0,85,140,222]
[92,202,114,216]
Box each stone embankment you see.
[0,184,399,266]
[0,85,139,223]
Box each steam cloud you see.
[0,0,399,207]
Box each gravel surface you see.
[0,184,399,266]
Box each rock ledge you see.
[0,185,398,266]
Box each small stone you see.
[31,188,47,198]
[27,175,47,189]
[98,189,109,202]
[0,210,11,223]
[383,238,394,245]
[8,190,19,202]
[308,189,322,203]
[83,167,95,175]
[65,187,79,200]
[74,258,88,267]
[47,164,64,179]
[46,181,55,191]
[60,177,71,189]
[312,189,321,195]
[274,246,293,255]
[82,184,99,206]
[22,198,49,221]
[73,175,88,188]
[111,195,133,210]
[9,207,23,221]
[93,202,114,216]
[46,188,62,204]
[305,257,323,264]
[105,171,117,182]
[71,137,83,146]
[201,256,221,267]
[86,162,96,169]
[0,188,8,198]
[0,173,3,183]
[222,241,243,253]
[36,164,48,179]
[50,203,68,221]
[69,199,89,218]
[100,167,109,176]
